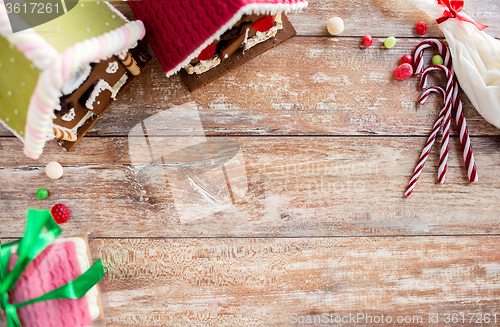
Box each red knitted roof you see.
[129,0,308,76]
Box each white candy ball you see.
[45,161,64,179]
[327,17,344,35]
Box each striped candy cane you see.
[420,65,455,184]
[408,39,478,195]
[453,88,478,182]
[414,39,452,74]
[405,86,447,197]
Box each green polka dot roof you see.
[33,2,126,52]
[0,36,40,139]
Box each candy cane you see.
[415,39,478,181]
[453,89,478,182]
[405,86,447,197]
[420,65,455,183]
[413,39,452,74]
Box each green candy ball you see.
[432,55,444,65]
[36,188,49,199]
[384,36,396,49]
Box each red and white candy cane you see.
[453,89,478,182]
[420,65,455,184]
[410,39,478,189]
[414,39,452,74]
[405,86,447,197]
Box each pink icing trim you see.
[33,92,52,115]
[121,25,130,46]
[23,147,40,159]
[51,59,63,91]
[61,48,73,80]
[95,36,107,61]
[26,122,46,139]
[16,41,41,53]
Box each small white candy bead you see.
[327,17,344,36]
[45,162,64,179]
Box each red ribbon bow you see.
[436,0,488,31]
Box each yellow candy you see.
[384,36,396,49]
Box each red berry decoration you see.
[51,204,70,224]
[197,44,216,61]
[395,63,414,80]
[253,16,275,32]
[362,35,373,47]
[416,21,427,35]
[401,54,413,64]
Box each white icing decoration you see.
[106,61,119,74]
[54,110,94,135]
[244,15,283,51]
[61,64,92,96]
[7,90,12,96]
[86,28,90,32]
[62,108,76,121]
[182,13,283,75]
[9,57,14,62]
[85,79,112,110]
[14,109,17,114]
[184,55,221,75]
[111,73,128,98]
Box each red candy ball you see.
[362,35,373,47]
[253,16,275,32]
[197,44,216,61]
[51,203,70,224]
[416,21,427,35]
[395,63,414,80]
[401,54,413,64]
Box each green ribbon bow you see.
[0,209,104,327]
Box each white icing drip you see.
[184,55,221,75]
[164,1,309,76]
[10,237,101,320]
[85,79,112,110]
[62,65,92,95]
[111,73,128,98]
[243,28,249,47]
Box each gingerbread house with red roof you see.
[129,0,308,91]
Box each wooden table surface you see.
[2,1,500,326]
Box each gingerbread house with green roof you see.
[0,1,150,159]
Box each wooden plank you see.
[87,237,500,325]
[2,136,500,238]
[110,1,500,38]
[1,37,497,138]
